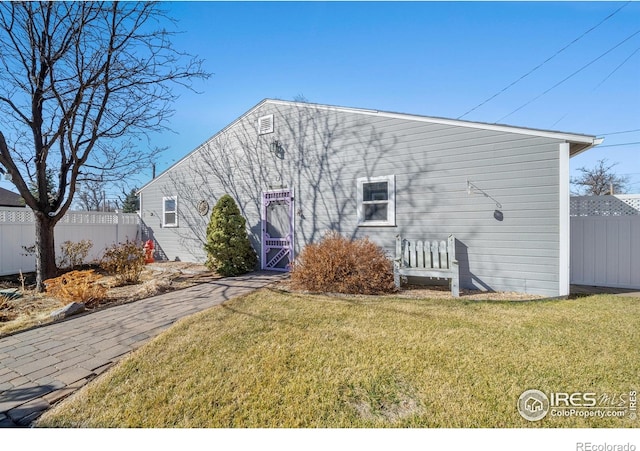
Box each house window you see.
[163,196,178,227]
[357,175,395,226]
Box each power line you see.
[596,141,640,148]
[550,112,570,128]
[497,28,640,123]
[593,45,640,90]
[597,128,640,136]
[457,1,631,119]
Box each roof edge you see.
[139,99,271,193]
[264,99,598,144]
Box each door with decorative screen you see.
[261,189,294,271]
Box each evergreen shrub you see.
[204,194,257,276]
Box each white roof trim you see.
[265,99,599,144]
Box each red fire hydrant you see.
[144,240,155,264]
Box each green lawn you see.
[37,289,639,428]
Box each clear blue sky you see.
[2,1,639,196]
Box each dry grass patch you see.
[37,290,640,428]
[0,262,217,338]
[0,293,64,335]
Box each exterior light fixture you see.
[270,140,284,159]
[467,179,502,209]
[467,179,504,221]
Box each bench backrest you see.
[396,235,455,270]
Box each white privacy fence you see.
[570,195,640,289]
[0,207,140,276]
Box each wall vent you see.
[258,114,274,135]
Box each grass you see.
[37,289,639,428]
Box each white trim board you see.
[559,142,571,297]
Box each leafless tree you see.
[0,2,209,289]
[75,179,109,211]
[571,159,630,196]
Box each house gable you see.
[139,99,600,194]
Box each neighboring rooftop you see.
[0,187,24,207]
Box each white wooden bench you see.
[394,234,460,297]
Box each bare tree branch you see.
[0,2,210,289]
[571,158,630,196]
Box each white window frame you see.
[357,175,396,227]
[163,196,178,228]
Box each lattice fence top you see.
[570,195,640,216]
[0,208,35,223]
[0,207,139,224]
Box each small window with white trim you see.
[163,196,178,227]
[357,175,396,226]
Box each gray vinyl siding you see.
[139,100,565,297]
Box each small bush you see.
[44,270,107,307]
[290,232,396,295]
[57,239,93,270]
[204,194,257,276]
[100,240,146,285]
[0,295,15,322]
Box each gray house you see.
[137,99,601,297]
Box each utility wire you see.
[594,45,640,90]
[550,45,640,129]
[497,28,640,123]
[598,128,640,136]
[457,1,631,119]
[596,141,640,148]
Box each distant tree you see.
[571,159,630,196]
[28,169,57,204]
[204,194,257,276]
[120,188,140,213]
[76,180,107,211]
[293,94,310,103]
[0,2,208,290]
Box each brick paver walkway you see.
[0,271,283,427]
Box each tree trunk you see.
[34,212,57,291]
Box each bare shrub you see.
[290,232,396,295]
[57,239,93,270]
[0,295,16,322]
[100,240,146,285]
[44,270,107,307]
